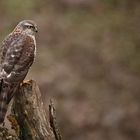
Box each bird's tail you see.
[0,81,8,123]
[0,97,8,123]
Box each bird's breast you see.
[29,35,36,57]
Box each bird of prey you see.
[0,20,38,123]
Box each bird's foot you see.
[20,80,32,87]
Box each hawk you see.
[0,20,38,123]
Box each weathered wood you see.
[0,80,61,140]
[49,101,62,140]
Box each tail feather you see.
[0,90,8,123]
[0,80,19,123]
[0,80,10,123]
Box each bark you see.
[0,80,61,140]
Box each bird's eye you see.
[27,25,32,29]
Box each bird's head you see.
[14,20,38,35]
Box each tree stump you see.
[0,80,61,140]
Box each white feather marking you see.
[11,54,15,58]
[7,73,11,78]
[0,69,7,75]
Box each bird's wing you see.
[0,34,25,122]
[0,33,35,101]
[1,34,25,75]
[1,34,35,78]
[0,34,35,123]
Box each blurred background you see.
[0,0,140,139]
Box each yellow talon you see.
[20,80,32,87]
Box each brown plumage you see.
[0,20,38,123]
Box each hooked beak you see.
[34,26,38,33]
